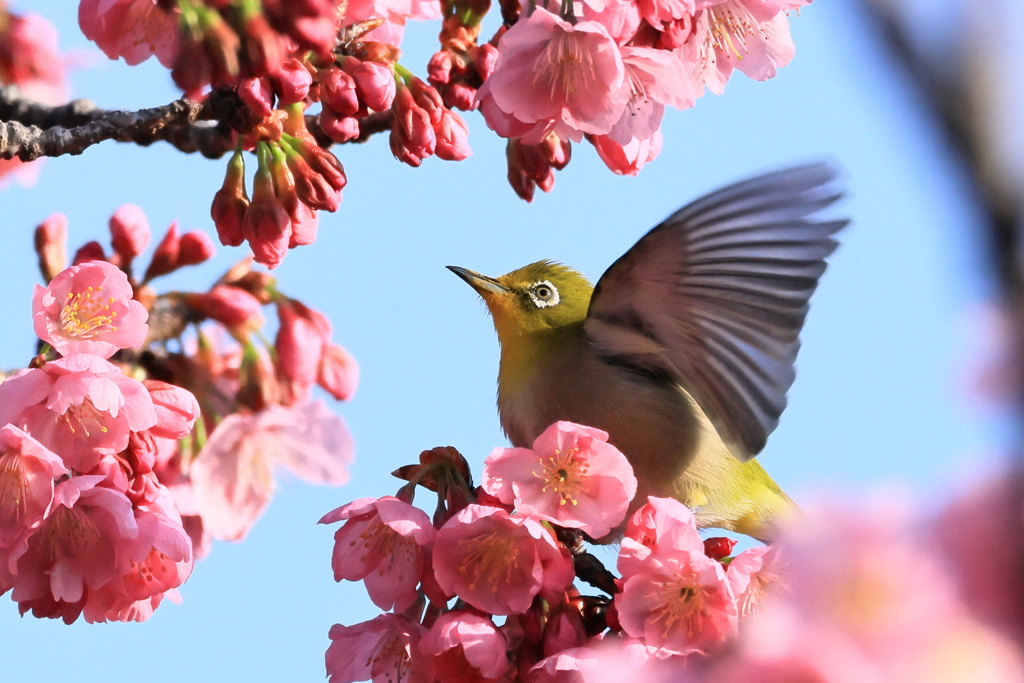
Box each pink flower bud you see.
[474,43,498,81]
[240,13,285,78]
[318,108,361,143]
[275,297,329,389]
[178,231,216,266]
[108,204,150,264]
[34,213,67,283]
[434,109,471,161]
[390,86,436,167]
[289,203,319,248]
[211,150,249,247]
[320,67,359,116]
[238,77,274,117]
[269,143,300,218]
[189,284,264,330]
[703,536,737,560]
[243,145,291,269]
[143,223,181,281]
[542,603,587,657]
[408,77,444,125]
[343,58,395,112]
[444,82,477,111]
[275,57,312,106]
[286,135,347,192]
[318,343,358,401]
[427,51,452,84]
[72,240,106,266]
[144,380,200,440]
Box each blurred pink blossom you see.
[108,204,150,265]
[78,0,178,68]
[190,401,353,541]
[32,260,149,358]
[483,421,637,538]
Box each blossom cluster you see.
[320,421,1024,683]
[50,0,815,269]
[0,206,358,622]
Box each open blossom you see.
[78,0,179,68]
[419,610,510,682]
[616,540,737,655]
[618,496,704,575]
[0,354,158,472]
[531,639,658,683]
[190,401,353,541]
[327,614,429,683]
[319,496,436,612]
[482,8,628,143]
[726,544,782,618]
[483,421,637,538]
[432,504,574,615]
[681,1,796,96]
[0,425,67,554]
[32,260,149,358]
[9,475,137,606]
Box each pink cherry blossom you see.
[190,401,353,541]
[483,8,629,143]
[78,0,179,68]
[419,610,510,682]
[10,475,137,606]
[681,1,795,96]
[319,496,436,612]
[0,425,67,554]
[0,355,158,472]
[32,260,149,358]
[531,639,658,683]
[432,504,574,615]
[618,496,704,576]
[591,130,663,176]
[326,614,429,683]
[483,421,637,538]
[726,544,781,618]
[616,541,737,655]
[609,48,694,145]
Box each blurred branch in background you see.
[856,0,1024,645]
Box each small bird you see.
[449,164,846,542]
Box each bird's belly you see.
[498,353,703,504]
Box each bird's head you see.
[448,260,594,339]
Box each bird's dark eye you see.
[528,280,560,308]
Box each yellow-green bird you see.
[449,164,846,542]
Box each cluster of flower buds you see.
[0,207,359,622]
[321,420,1024,683]
[211,105,347,269]
[390,68,471,166]
[316,52,398,143]
[506,135,572,202]
[426,13,498,112]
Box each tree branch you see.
[0,85,395,162]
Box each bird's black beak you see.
[447,266,512,296]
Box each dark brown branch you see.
[0,85,395,161]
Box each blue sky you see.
[0,1,1006,681]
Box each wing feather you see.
[584,163,847,460]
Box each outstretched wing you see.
[584,163,847,461]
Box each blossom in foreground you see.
[418,610,510,682]
[320,496,436,612]
[432,504,574,615]
[483,421,637,538]
[0,425,67,555]
[32,260,149,358]
[326,614,429,683]
[190,401,353,541]
[0,354,158,472]
[481,8,629,144]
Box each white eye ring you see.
[528,280,560,308]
